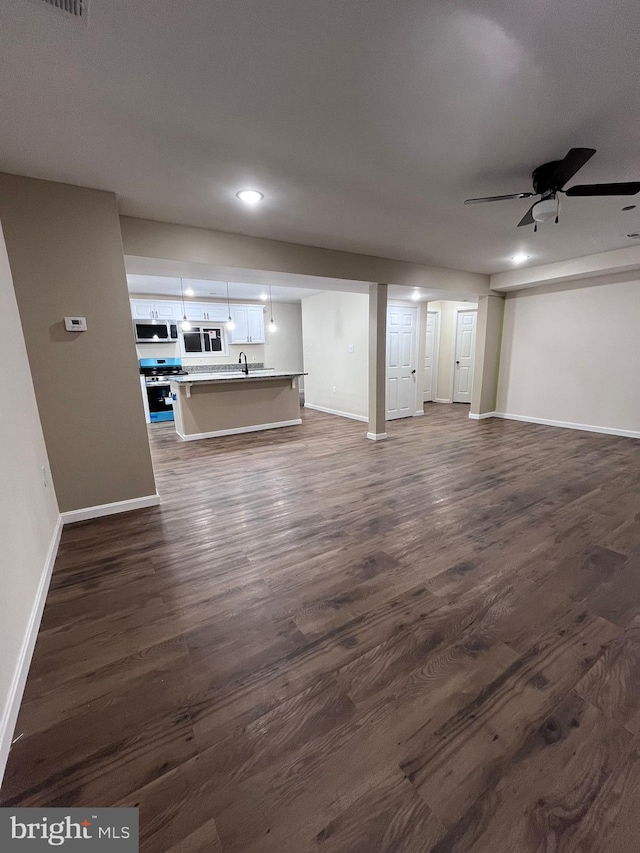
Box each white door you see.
[424,311,437,402]
[386,305,417,420]
[452,310,477,403]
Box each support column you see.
[470,293,505,419]
[367,283,388,440]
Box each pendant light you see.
[268,285,277,332]
[226,282,235,331]
[179,278,191,331]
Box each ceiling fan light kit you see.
[532,197,557,223]
[464,148,640,230]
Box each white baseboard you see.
[0,514,63,786]
[61,493,161,524]
[434,398,452,404]
[468,412,496,420]
[367,432,388,441]
[413,410,425,417]
[177,419,302,441]
[304,403,368,423]
[491,411,640,439]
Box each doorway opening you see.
[423,300,477,407]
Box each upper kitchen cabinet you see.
[183,302,228,322]
[229,305,265,344]
[130,299,182,320]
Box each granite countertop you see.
[171,370,306,384]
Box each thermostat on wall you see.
[64,316,87,332]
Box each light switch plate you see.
[348,344,355,353]
[64,316,87,332]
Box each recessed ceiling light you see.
[236,189,264,205]
[622,205,636,211]
[260,292,268,301]
[511,253,530,264]
[411,290,421,301]
[185,287,194,297]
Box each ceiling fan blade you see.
[517,204,536,227]
[550,148,596,190]
[565,182,640,197]
[464,192,535,205]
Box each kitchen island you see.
[170,370,306,440]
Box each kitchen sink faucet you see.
[238,352,249,375]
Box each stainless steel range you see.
[139,358,186,423]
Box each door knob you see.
[411,369,416,374]
[456,360,460,365]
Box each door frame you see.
[424,309,440,404]
[451,307,477,403]
[386,301,421,419]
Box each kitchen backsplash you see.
[134,343,265,365]
[185,363,265,373]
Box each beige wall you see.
[0,221,60,778]
[121,216,490,294]
[264,302,304,377]
[496,278,640,433]
[302,291,369,419]
[0,174,156,512]
[427,300,477,402]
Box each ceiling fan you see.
[464,148,640,228]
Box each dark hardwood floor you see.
[3,404,640,851]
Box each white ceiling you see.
[1,0,640,274]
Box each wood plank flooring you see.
[3,404,640,851]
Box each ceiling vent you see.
[38,0,87,19]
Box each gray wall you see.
[0,174,156,512]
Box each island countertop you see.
[171,370,306,385]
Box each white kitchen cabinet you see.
[247,306,265,343]
[229,305,265,344]
[155,301,181,319]
[131,300,155,319]
[130,299,182,320]
[230,307,249,343]
[182,303,208,322]
[183,302,228,322]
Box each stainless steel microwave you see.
[134,320,179,343]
